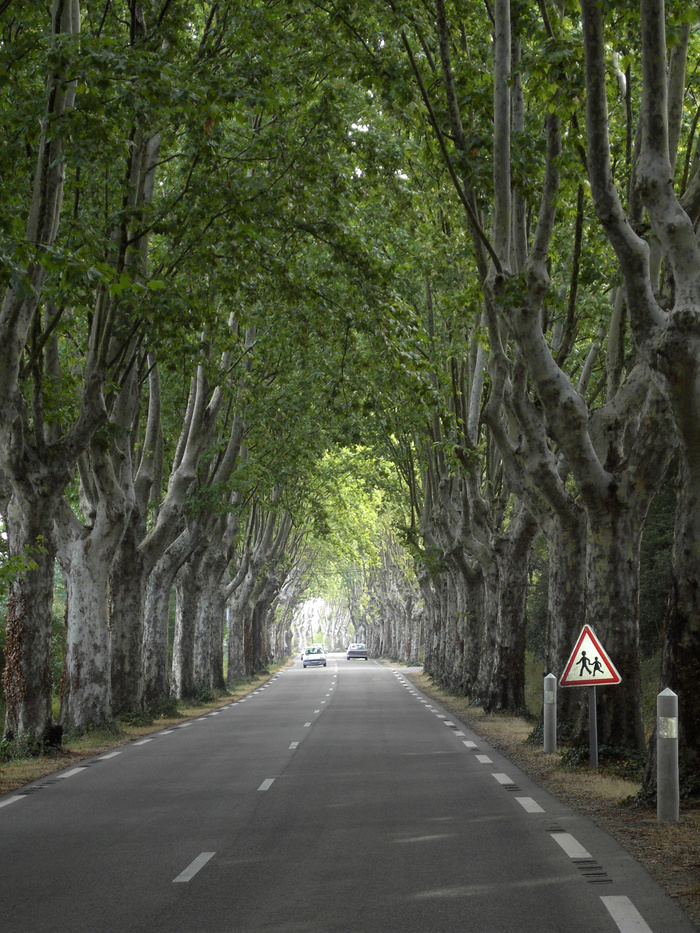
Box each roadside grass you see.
[0,661,290,795]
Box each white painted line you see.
[492,773,515,786]
[314,709,321,713]
[454,732,466,737]
[550,833,592,859]
[601,896,653,933]
[476,755,493,764]
[159,729,175,734]
[321,701,326,704]
[59,767,87,780]
[173,852,215,883]
[304,722,312,727]
[436,714,446,719]
[134,739,152,745]
[443,721,455,726]
[177,723,192,728]
[258,779,275,791]
[289,742,299,749]
[0,796,24,809]
[99,751,122,760]
[515,797,545,813]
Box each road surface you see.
[0,655,695,932]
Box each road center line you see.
[258,779,275,791]
[601,896,653,933]
[173,852,215,883]
[550,832,592,859]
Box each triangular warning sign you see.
[559,625,622,687]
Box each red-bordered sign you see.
[560,625,622,687]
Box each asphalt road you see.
[0,656,695,933]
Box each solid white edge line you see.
[601,896,654,933]
[515,797,545,813]
[0,796,24,809]
[550,832,592,859]
[258,778,275,791]
[173,851,215,883]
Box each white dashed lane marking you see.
[58,768,87,780]
[134,739,152,746]
[258,779,275,792]
[550,832,592,859]
[515,797,545,813]
[492,773,516,786]
[476,755,493,764]
[173,852,215,883]
[601,896,654,933]
[99,751,122,760]
[0,796,23,809]
[463,741,477,748]
[289,742,299,749]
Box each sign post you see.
[560,625,621,771]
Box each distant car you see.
[302,645,327,668]
[347,642,368,660]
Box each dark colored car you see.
[346,642,368,660]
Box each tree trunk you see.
[655,455,700,789]
[543,510,587,726]
[142,529,195,708]
[2,493,57,742]
[171,549,205,699]
[109,523,147,713]
[486,506,538,713]
[583,501,646,751]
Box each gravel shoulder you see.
[407,670,700,931]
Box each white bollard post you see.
[657,688,679,823]
[544,673,557,754]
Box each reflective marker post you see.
[544,674,557,753]
[657,688,679,823]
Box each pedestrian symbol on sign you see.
[560,626,622,687]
